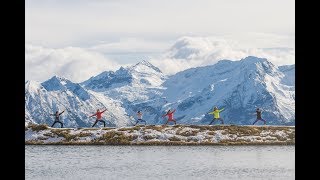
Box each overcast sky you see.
[26,0,295,82]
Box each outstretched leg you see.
[92,120,98,127]
[261,119,266,125]
[51,121,57,127]
[173,119,177,125]
[209,119,215,125]
[58,121,63,128]
[100,120,106,127]
[134,121,139,126]
[252,119,259,125]
[220,118,224,124]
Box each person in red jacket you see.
[162,109,177,125]
[89,109,107,127]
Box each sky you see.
[26,0,295,82]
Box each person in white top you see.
[134,111,146,126]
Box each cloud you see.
[25,44,122,82]
[150,36,295,75]
[26,35,295,82]
[89,38,169,53]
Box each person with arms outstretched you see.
[162,109,177,125]
[208,106,224,125]
[252,108,266,125]
[89,109,107,127]
[51,110,65,128]
[134,111,146,126]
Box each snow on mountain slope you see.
[82,60,167,102]
[25,58,295,127]
[159,56,295,125]
[25,77,131,127]
[278,64,295,87]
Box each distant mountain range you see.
[25,56,295,127]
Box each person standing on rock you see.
[50,110,65,128]
[89,109,107,127]
[252,108,266,125]
[162,109,177,125]
[134,111,147,126]
[208,106,225,125]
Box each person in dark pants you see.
[252,108,266,125]
[208,107,225,125]
[162,109,177,125]
[89,109,107,127]
[50,110,65,128]
[134,111,146,126]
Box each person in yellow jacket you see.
[208,106,224,125]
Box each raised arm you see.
[59,110,65,115]
[89,113,97,118]
[208,111,214,114]
[101,109,107,113]
[219,108,225,112]
[172,109,176,113]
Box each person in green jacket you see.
[208,106,224,125]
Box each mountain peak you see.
[241,56,268,64]
[46,75,70,83]
[41,75,71,91]
[131,60,162,73]
[25,80,42,92]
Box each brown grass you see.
[168,136,181,141]
[271,135,287,141]
[38,137,49,140]
[25,124,295,145]
[50,129,78,141]
[118,127,133,131]
[78,132,92,137]
[143,135,155,140]
[145,125,165,132]
[287,131,295,140]
[43,133,55,138]
[28,124,49,132]
[176,129,199,136]
[94,131,135,145]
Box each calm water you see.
[25,145,294,180]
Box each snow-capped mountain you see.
[159,56,295,125]
[25,57,295,127]
[82,60,167,102]
[25,76,131,127]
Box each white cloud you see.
[25,44,122,82]
[150,36,295,75]
[89,38,169,53]
[25,35,295,82]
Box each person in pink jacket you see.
[89,109,107,127]
[162,109,177,125]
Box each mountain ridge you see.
[25,57,295,127]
